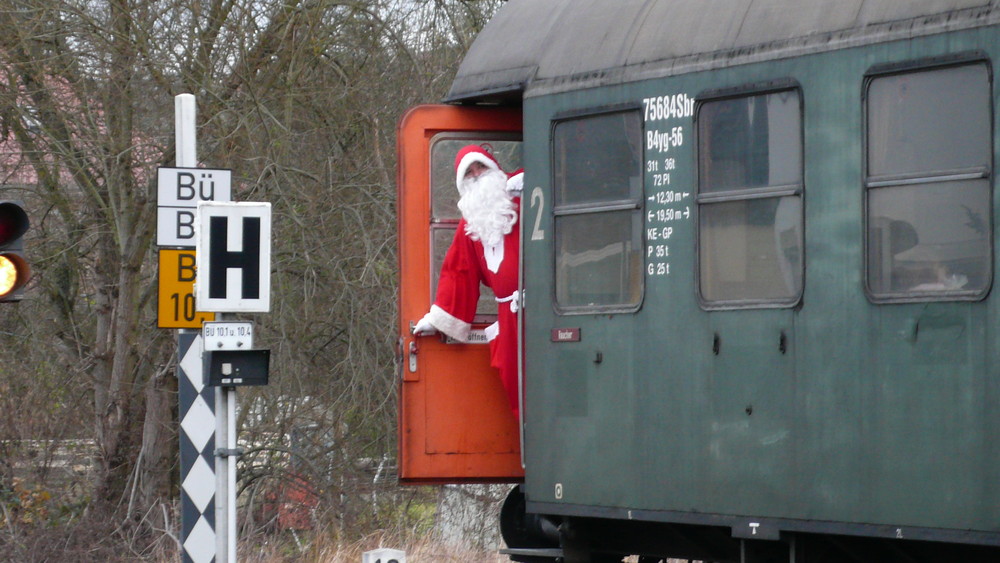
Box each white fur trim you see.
[506,171,523,195]
[426,304,471,342]
[455,152,501,193]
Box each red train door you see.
[396,104,524,483]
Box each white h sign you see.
[157,167,232,247]
[195,202,272,312]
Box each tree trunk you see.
[136,364,176,528]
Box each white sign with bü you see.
[156,167,232,247]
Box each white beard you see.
[458,168,517,247]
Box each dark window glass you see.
[699,91,801,193]
[431,226,498,314]
[554,112,643,206]
[867,180,990,295]
[865,63,991,299]
[699,197,803,302]
[552,111,643,311]
[555,210,641,307]
[431,136,521,220]
[868,64,990,178]
[429,134,521,318]
[697,89,803,306]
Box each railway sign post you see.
[194,201,272,563]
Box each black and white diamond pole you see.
[177,331,215,562]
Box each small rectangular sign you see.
[158,249,216,328]
[156,207,198,248]
[157,167,232,207]
[157,167,232,247]
[551,328,581,342]
[444,329,490,345]
[203,321,254,351]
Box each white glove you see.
[412,313,437,336]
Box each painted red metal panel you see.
[396,104,524,483]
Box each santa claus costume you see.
[415,145,523,418]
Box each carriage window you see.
[553,111,643,312]
[865,63,991,299]
[697,89,803,306]
[429,134,522,319]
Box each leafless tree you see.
[0,0,504,557]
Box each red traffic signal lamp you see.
[0,201,29,302]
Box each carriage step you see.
[499,547,564,561]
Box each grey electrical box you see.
[206,349,270,387]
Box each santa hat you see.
[454,145,503,193]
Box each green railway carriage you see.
[399,1,1000,561]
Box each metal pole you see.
[215,387,229,563]
[181,92,237,562]
[227,386,237,562]
[176,94,196,168]
[215,312,235,563]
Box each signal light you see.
[0,201,30,302]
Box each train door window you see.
[865,62,992,300]
[429,134,522,321]
[552,109,644,312]
[696,88,804,307]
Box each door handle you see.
[400,337,419,382]
[408,340,418,373]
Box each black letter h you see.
[208,216,261,299]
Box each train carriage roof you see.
[446,0,1000,103]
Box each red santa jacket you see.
[425,198,521,416]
